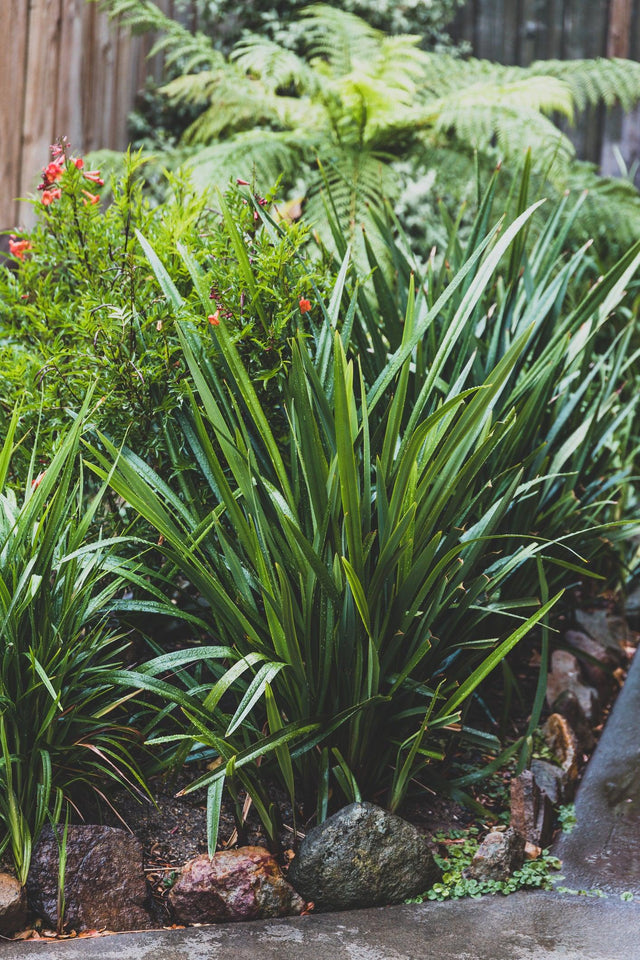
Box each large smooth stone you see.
[169,847,305,923]
[287,802,440,911]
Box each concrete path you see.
[554,638,640,895]
[5,648,640,959]
[2,893,640,960]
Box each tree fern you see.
[95,0,640,254]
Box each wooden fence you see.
[450,0,640,172]
[2,0,640,228]
[0,0,182,228]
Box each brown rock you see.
[0,873,27,935]
[464,828,525,882]
[546,649,599,721]
[551,689,595,754]
[510,770,554,847]
[543,713,579,781]
[169,847,305,924]
[27,825,152,932]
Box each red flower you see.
[236,178,250,186]
[8,236,32,261]
[299,297,312,314]
[82,190,100,206]
[42,161,64,185]
[208,311,220,326]
[41,188,62,205]
[31,471,46,489]
[84,170,104,186]
[73,157,84,170]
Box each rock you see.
[169,847,305,924]
[27,825,152,932]
[464,828,525,882]
[551,689,595,754]
[0,873,27,935]
[574,609,628,660]
[543,713,579,781]
[546,649,599,721]
[624,586,640,630]
[564,630,614,691]
[530,758,565,806]
[510,771,555,847]
[287,802,440,911]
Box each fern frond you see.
[92,0,222,72]
[231,35,317,96]
[528,58,640,113]
[186,131,302,193]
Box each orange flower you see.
[82,190,100,206]
[84,170,104,186]
[73,157,84,170]
[8,236,32,261]
[299,297,311,313]
[208,311,220,326]
[41,188,62,205]
[43,161,64,184]
[31,471,46,489]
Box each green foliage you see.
[558,803,578,834]
[95,1,640,257]
[84,182,634,846]
[0,403,155,883]
[409,828,562,901]
[0,145,327,474]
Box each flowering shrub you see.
[0,146,329,476]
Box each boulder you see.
[464,828,525,882]
[27,825,152,932]
[287,802,440,911]
[169,847,305,923]
[510,770,554,847]
[0,873,27,935]
[546,649,599,721]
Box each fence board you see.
[0,0,30,228]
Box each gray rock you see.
[287,802,440,911]
[546,649,599,721]
[169,847,305,924]
[0,873,27,935]
[530,758,565,806]
[27,825,153,932]
[574,610,628,660]
[625,586,640,630]
[510,770,555,847]
[464,829,525,882]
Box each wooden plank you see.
[55,0,85,153]
[0,0,30,226]
[607,0,633,57]
[20,0,65,221]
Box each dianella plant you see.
[88,193,599,850]
[0,403,171,883]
